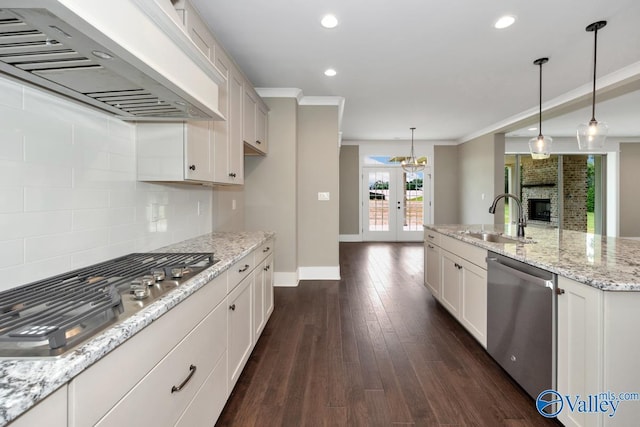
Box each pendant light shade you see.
[577,20,608,151]
[401,127,426,173]
[528,57,552,159]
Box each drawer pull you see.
[427,244,435,249]
[229,304,236,311]
[238,264,250,273]
[171,364,197,393]
[428,234,435,239]
[256,140,262,145]
[264,265,270,271]
[263,246,270,253]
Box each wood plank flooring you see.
[216,242,561,426]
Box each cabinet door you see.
[212,49,230,184]
[460,260,487,347]
[264,253,274,319]
[440,250,461,317]
[243,88,257,148]
[228,69,244,183]
[424,242,440,299]
[557,276,603,427]
[255,102,268,153]
[228,273,254,390]
[253,262,265,337]
[184,121,212,181]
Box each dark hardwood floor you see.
[216,242,561,426]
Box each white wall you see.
[0,77,213,291]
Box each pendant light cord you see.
[538,61,543,138]
[591,27,599,122]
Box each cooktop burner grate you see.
[0,252,215,357]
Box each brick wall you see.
[562,155,588,231]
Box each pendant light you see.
[401,127,426,172]
[529,57,552,159]
[577,20,608,151]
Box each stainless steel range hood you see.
[0,0,225,121]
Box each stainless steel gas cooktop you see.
[0,253,218,358]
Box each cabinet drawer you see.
[424,230,440,246]
[69,272,227,427]
[440,235,487,269]
[227,252,255,293]
[176,352,228,427]
[95,299,227,427]
[256,239,274,264]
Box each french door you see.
[362,167,427,241]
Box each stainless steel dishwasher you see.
[486,252,557,407]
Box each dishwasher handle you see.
[486,257,554,289]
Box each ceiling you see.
[191,0,640,142]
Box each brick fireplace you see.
[520,156,587,232]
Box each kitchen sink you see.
[464,232,522,244]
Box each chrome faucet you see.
[489,193,526,237]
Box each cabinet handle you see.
[229,304,236,311]
[189,165,196,171]
[454,263,463,270]
[556,288,565,295]
[263,246,270,253]
[238,264,250,273]
[428,234,435,239]
[427,244,435,249]
[171,364,197,393]
[264,265,270,271]
[228,172,236,178]
[256,140,262,145]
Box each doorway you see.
[362,167,428,241]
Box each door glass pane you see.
[367,171,390,231]
[403,171,424,231]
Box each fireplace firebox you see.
[528,199,551,222]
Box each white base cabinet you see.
[423,231,487,347]
[10,386,67,427]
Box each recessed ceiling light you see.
[494,15,516,29]
[321,14,338,29]
[528,127,538,131]
[324,68,337,77]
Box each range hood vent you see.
[0,2,225,121]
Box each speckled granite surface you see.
[0,231,274,426]
[426,224,640,291]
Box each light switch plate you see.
[318,192,330,201]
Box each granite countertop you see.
[425,224,640,291]
[0,230,275,426]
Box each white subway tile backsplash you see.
[72,188,109,210]
[24,187,73,212]
[25,228,109,263]
[0,76,214,290]
[0,239,24,268]
[72,209,110,231]
[0,211,72,241]
[0,77,23,109]
[0,188,24,213]
[0,129,23,161]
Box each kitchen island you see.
[424,224,640,427]
[0,230,274,426]
[425,223,640,291]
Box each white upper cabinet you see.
[212,48,244,184]
[243,86,269,155]
[136,0,267,185]
[137,121,212,183]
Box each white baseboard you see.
[339,234,361,242]
[298,266,341,281]
[274,272,299,287]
